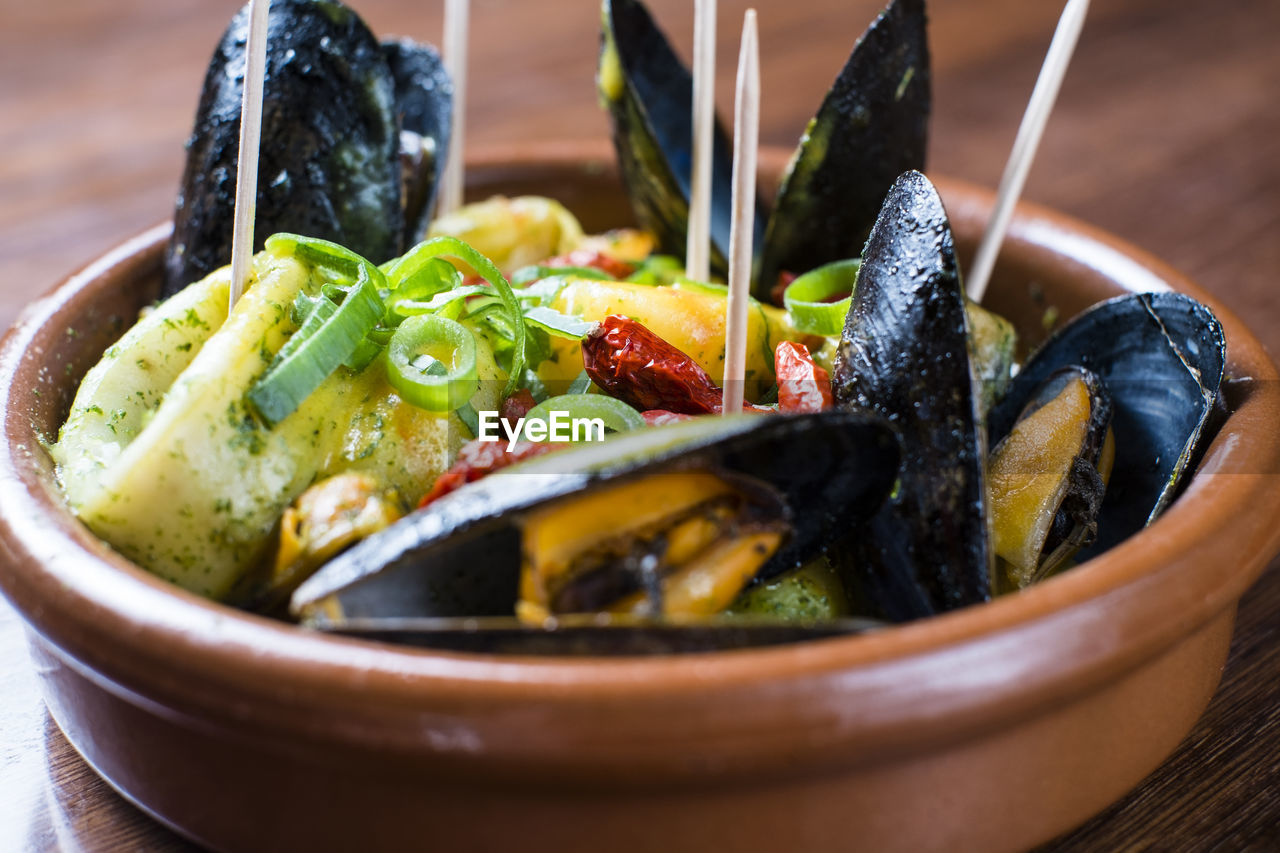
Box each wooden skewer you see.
[686,0,716,282]
[722,9,758,417]
[228,0,271,312]
[966,0,1090,304]
[439,0,470,217]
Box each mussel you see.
[164,0,451,296]
[989,292,1226,560]
[291,412,903,650]
[755,0,929,298]
[597,0,761,278]
[383,38,453,247]
[598,0,929,299]
[988,366,1114,590]
[831,170,992,621]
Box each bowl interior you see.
[2,144,1279,758]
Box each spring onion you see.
[266,233,370,281]
[566,369,592,395]
[386,237,526,396]
[386,314,479,413]
[247,254,384,427]
[523,306,596,340]
[782,258,860,336]
[524,393,644,438]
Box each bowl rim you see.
[3,141,1279,769]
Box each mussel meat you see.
[988,366,1114,590]
[291,412,902,636]
[988,291,1226,559]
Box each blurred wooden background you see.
[1,0,1278,849]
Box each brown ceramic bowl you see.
[2,143,1279,853]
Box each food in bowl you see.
[45,0,1226,653]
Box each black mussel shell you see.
[832,170,992,622]
[291,412,901,627]
[988,366,1113,589]
[164,0,402,296]
[755,0,929,300]
[383,38,453,245]
[326,616,884,656]
[598,0,765,277]
[989,292,1226,559]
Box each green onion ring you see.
[783,258,860,336]
[387,237,526,396]
[247,260,384,427]
[523,394,644,440]
[386,314,479,413]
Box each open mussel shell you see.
[988,366,1114,590]
[383,38,453,246]
[164,0,403,295]
[326,615,885,656]
[291,412,902,631]
[832,170,992,622]
[989,292,1226,560]
[755,0,930,300]
[598,0,764,276]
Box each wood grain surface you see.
[1,0,1277,850]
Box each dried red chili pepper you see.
[419,440,562,508]
[582,315,724,415]
[775,341,833,413]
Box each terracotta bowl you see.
[2,143,1279,853]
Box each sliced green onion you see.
[783,259,860,336]
[386,314,478,413]
[343,338,382,372]
[266,233,373,281]
[514,276,573,305]
[523,306,595,340]
[521,368,549,404]
[566,369,592,395]
[390,237,526,396]
[455,401,480,438]
[247,262,384,427]
[524,394,643,440]
[384,257,463,320]
[391,283,492,318]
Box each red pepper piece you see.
[582,315,724,415]
[769,271,798,306]
[500,389,537,435]
[775,341,833,413]
[419,440,562,508]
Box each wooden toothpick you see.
[966,0,1090,304]
[722,9,758,416]
[686,0,716,282]
[228,0,270,312]
[439,0,470,217]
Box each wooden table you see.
[2,0,1277,848]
